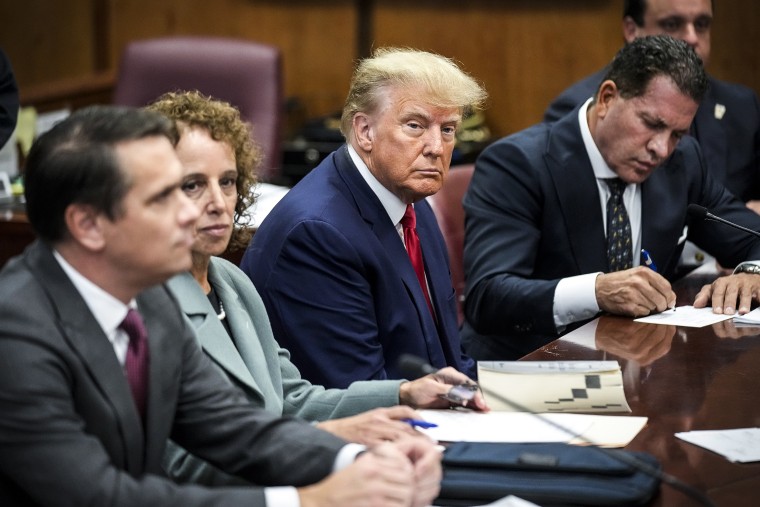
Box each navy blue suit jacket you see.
[544,71,760,202]
[242,146,475,388]
[462,107,760,360]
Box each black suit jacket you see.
[0,241,346,506]
[0,48,18,149]
[462,108,760,360]
[544,71,760,202]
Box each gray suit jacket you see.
[0,241,347,506]
[163,257,402,485]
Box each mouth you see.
[198,224,230,238]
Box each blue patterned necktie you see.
[605,178,632,272]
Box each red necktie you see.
[401,204,434,316]
[120,308,149,421]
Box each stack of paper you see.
[477,361,631,413]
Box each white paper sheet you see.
[675,428,760,463]
[416,409,647,448]
[634,305,734,327]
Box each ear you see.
[595,80,619,119]
[64,203,107,252]
[622,16,639,44]
[352,112,374,152]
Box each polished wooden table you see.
[523,270,760,506]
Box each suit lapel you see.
[25,241,145,473]
[167,272,261,397]
[334,148,443,352]
[545,115,609,274]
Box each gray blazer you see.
[0,241,347,506]
[164,257,402,485]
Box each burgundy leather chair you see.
[426,163,475,326]
[113,36,283,182]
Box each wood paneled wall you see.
[1,0,758,138]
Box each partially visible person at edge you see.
[544,0,760,272]
[241,48,487,388]
[0,104,441,507]
[462,35,760,361]
[0,48,19,149]
[147,90,487,486]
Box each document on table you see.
[675,428,760,463]
[432,495,540,507]
[731,307,760,326]
[634,305,734,327]
[416,409,647,448]
[478,361,631,413]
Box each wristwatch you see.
[734,263,760,275]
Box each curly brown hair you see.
[147,90,262,252]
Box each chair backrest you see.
[113,36,283,182]
[427,163,475,326]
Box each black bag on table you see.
[435,442,661,506]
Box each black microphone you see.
[398,353,438,379]
[687,204,760,239]
[398,354,716,507]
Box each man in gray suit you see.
[0,105,441,507]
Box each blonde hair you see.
[340,47,488,138]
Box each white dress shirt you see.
[552,99,644,331]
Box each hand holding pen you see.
[642,249,676,312]
[596,260,676,317]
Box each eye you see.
[220,176,237,188]
[659,18,683,33]
[694,17,711,33]
[181,178,206,198]
[442,125,457,137]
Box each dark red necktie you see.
[120,308,149,421]
[401,204,435,316]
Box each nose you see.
[205,181,227,213]
[647,132,672,162]
[681,23,700,48]
[423,127,445,158]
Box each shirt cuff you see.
[264,486,300,507]
[333,443,367,472]
[553,272,602,330]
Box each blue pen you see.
[402,418,438,429]
[641,249,676,311]
[641,249,658,272]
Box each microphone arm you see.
[687,203,760,239]
[398,354,716,507]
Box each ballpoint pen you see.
[641,249,658,272]
[402,418,438,429]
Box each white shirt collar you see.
[347,144,408,226]
[52,250,133,338]
[578,98,618,180]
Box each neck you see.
[190,252,212,294]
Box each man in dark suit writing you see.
[0,105,441,506]
[462,35,760,360]
[544,0,760,270]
